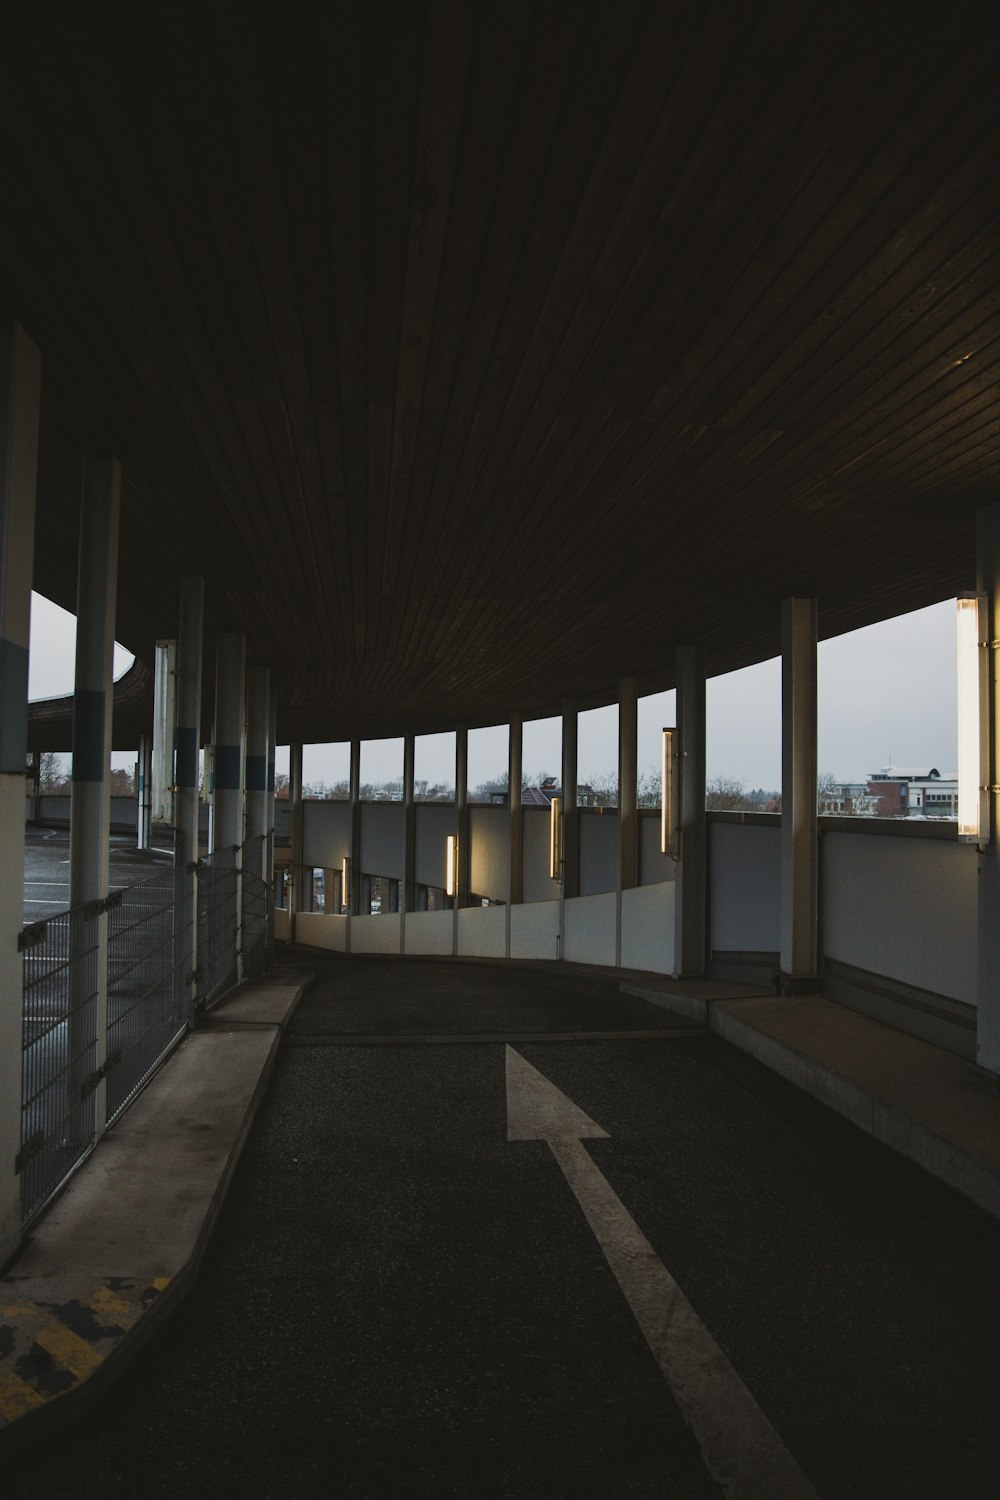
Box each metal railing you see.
[106,868,190,1124]
[19,903,102,1229]
[19,841,272,1230]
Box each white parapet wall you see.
[821,830,977,1005]
[293,911,348,951]
[563,890,617,966]
[404,908,455,956]
[274,907,291,943]
[621,881,674,973]
[351,913,402,954]
[457,904,507,958]
[510,899,559,959]
[709,819,781,956]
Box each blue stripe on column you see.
[0,637,29,773]
[72,690,106,782]
[215,744,241,790]
[246,754,266,791]
[175,726,198,788]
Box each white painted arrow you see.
[505,1046,819,1500]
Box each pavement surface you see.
[23,827,173,921]
[3,954,1000,1498]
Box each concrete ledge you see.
[0,967,311,1453]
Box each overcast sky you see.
[31,594,958,791]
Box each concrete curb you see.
[0,969,312,1457]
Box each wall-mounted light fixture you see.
[341,855,351,913]
[661,728,677,857]
[446,835,458,897]
[549,796,562,882]
[957,593,989,842]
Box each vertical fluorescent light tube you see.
[661,728,675,855]
[549,796,562,881]
[957,595,984,840]
[446,835,457,897]
[341,856,350,913]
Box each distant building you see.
[866,766,958,819]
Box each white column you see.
[211,632,246,860]
[561,702,578,898]
[244,663,270,877]
[673,646,707,977]
[779,597,820,990]
[348,737,361,920]
[266,685,277,899]
[136,733,152,849]
[506,718,522,959]
[173,577,203,1023]
[976,507,1000,1074]
[455,727,469,910]
[69,454,122,1138]
[619,677,638,892]
[0,320,40,1266]
[402,734,415,942]
[288,742,304,923]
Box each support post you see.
[456,727,469,909]
[977,506,1000,1075]
[136,733,152,850]
[0,320,40,1267]
[266,685,277,900]
[561,702,578,899]
[289,742,304,922]
[779,597,820,992]
[212,632,245,981]
[349,737,361,919]
[508,716,523,905]
[673,646,707,977]
[69,454,121,1139]
[619,677,638,892]
[245,663,270,878]
[28,749,40,824]
[174,577,203,1024]
[402,734,415,936]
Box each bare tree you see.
[706,775,750,811]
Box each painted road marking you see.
[505,1047,819,1500]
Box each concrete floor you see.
[5,955,1000,1498]
[23,827,172,921]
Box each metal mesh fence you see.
[197,850,240,1009]
[105,868,190,1124]
[19,905,101,1229]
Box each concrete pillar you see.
[244,663,270,878]
[402,734,415,926]
[266,685,277,897]
[779,597,820,991]
[27,749,40,824]
[69,454,122,1138]
[619,677,639,893]
[0,320,40,1268]
[456,727,469,910]
[136,733,152,850]
[976,507,1000,1074]
[561,702,578,899]
[349,737,361,917]
[173,577,203,1024]
[289,742,304,919]
[673,646,707,977]
[211,633,246,860]
[508,716,523,905]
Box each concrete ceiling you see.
[6,6,999,743]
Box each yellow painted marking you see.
[31,1319,103,1380]
[0,1372,46,1420]
[88,1285,136,1327]
[151,1276,171,1292]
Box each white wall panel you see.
[510,899,559,958]
[469,804,509,902]
[352,913,402,953]
[821,831,976,1004]
[415,804,455,889]
[709,821,781,953]
[294,911,348,951]
[564,891,617,965]
[621,881,674,973]
[404,908,454,955]
[522,806,560,904]
[361,802,404,879]
[457,904,507,958]
[302,799,351,869]
[579,811,617,896]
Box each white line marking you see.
[505,1047,819,1499]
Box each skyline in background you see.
[30,594,958,792]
